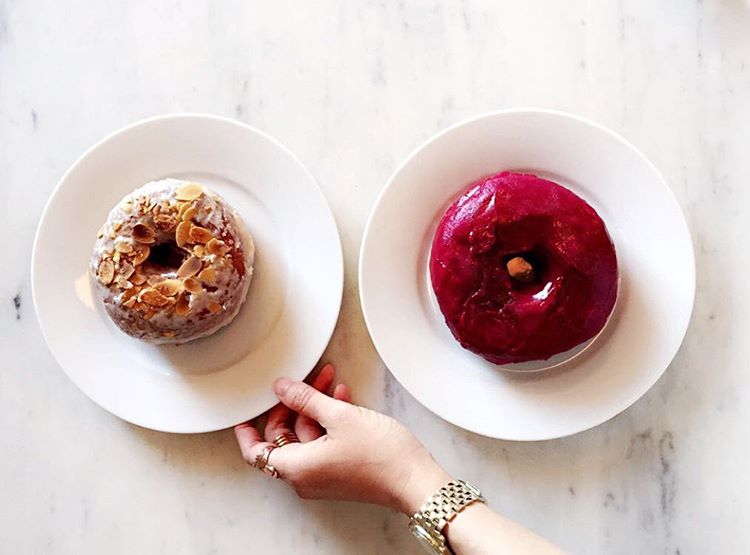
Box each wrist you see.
[392,451,452,515]
[442,497,489,537]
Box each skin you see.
[235,364,564,555]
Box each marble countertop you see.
[1,1,748,553]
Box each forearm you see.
[396,456,564,555]
[445,502,564,555]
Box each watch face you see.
[411,523,441,554]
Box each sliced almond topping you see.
[132,223,156,244]
[122,288,138,302]
[113,221,122,232]
[175,221,192,248]
[97,225,105,238]
[215,257,228,270]
[130,273,147,286]
[123,297,137,308]
[208,301,222,313]
[115,241,134,254]
[175,182,204,201]
[154,279,183,297]
[193,245,205,258]
[175,292,190,316]
[189,225,213,244]
[177,256,202,279]
[147,275,162,287]
[138,288,171,307]
[153,214,177,232]
[108,232,116,240]
[177,202,191,219]
[206,238,229,256]
[97,259,115,285]
[181,206,197,222]
[132,243,150,265]
[119,262,135,280]
[113,251,121,264]
[183,277,203,294]
[118,277,134,290]
[198,267,217,284]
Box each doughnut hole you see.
[143,241,188,274]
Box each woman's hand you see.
[235,364,565,554]
[234,364,450,514]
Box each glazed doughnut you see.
[430,171,618,365]
[90,179,254,344]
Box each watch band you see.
[409,480,486,554]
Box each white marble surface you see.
[1,1,748,553]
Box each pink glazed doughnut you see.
[429,171,618,364]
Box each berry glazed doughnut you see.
[90,179,254,344]
[429,171,618,365]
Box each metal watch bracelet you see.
[409,479,486,554]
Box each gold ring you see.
[253,445,280,479]
[273,432,300,448]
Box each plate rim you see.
[358,107,696,441]
[31,112,344,433]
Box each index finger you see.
[295,363,336,442]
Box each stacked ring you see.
[253,445,280,479]
[273,432,300,448]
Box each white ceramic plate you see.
[32,114,343,433]
[360,110,695,441]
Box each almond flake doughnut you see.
[90,179,254,344]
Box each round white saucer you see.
[359,109,695,441]
[32,114,343,433]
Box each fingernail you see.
[274,378,292,396]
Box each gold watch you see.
[409,480,485,554]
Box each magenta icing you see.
[429,171,618,365]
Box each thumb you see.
[274,378,343,426]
